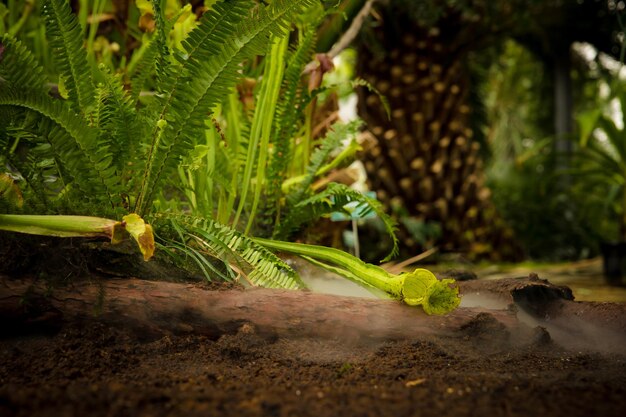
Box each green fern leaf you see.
[94,67,143,179]
[285,182,400,262]
[352,78,390,119]
[127,35,160,102]
[290,120,361,204]
[0,89,120,208]
[134,0,317,216]
[273,121,360,239]
[0,35,47,91]
[42,0,96,115]
[157,214,305,289]
[0,122,52,210]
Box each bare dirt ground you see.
[1,275,625,417]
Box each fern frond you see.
[42,0,96,115]
[0,116,54,210]
[288,120,361,205]
[0,89,120,208]
[134,0,253,214]
[127,1,192,101]
[156,214,305,289]
[0,35,47,90]
[151,0,173,90]
[94,67,142,177]
[178,0,254,68]
[273,120,361,239]
[284,182,400,261]
[352,77,390,119]
[127,35,160,102]
[134,0,317,216]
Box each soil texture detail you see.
[1,275,625,417]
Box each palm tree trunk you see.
[356,8,521,261]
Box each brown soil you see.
[1,278,626,417]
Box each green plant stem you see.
[203,121,217,216]
[245,34,289,234]
[219,90,243,225]
[0,214,119,238]
[300,100,314,175]
[234,33,289,231]
[253,237,460,314]
[8,0,34,37]
[86,0,106,67]
[0,213,155,260]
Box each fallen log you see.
[5,274,625,352]
[1,275,520,343]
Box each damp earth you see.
[1,275,625,417]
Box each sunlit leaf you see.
[123,213,155,261]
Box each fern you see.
[0,89,122,208]
[290,120,361,204]
[0,122,51,210]
[42,0,95,115]
[1,0,355,290]
[0,35,47,90]
[155,215,305,289]
[304,183,399,261]
[351,78,390,119]
[93,67,143,183]
[134,0,317,216]
[133,0,254,195]
[127,38,158,102]
[270,120,400,260]
[270,121,360,238]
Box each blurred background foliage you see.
[353,0,626,262]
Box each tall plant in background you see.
[483,40,602,260]
[575,80,626,243]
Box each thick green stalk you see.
[299,97,314,176]
[203,122,217,216]
[254,238,460,315]
[0,214,119,238]
[0,213,155,261]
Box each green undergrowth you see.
[0,0,459,314]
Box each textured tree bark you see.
[355,6,523,262]
[3,274,625,352]
[0,275,523,342]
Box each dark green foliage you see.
[289,182,399,262]
[0,87,118,209]
[263,27,317,226]
[0,0,318,288]
[155,214,304,288]
[42,0,95,114]
[0,35,46,90]
[273,121,400,261]
[133,0,317,216]
[488,157,601,261]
